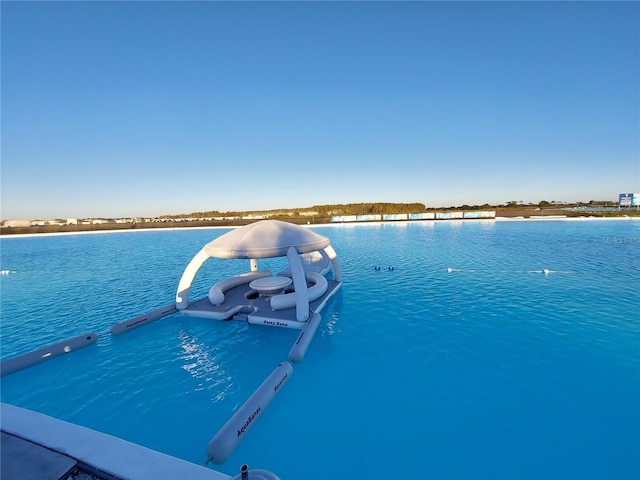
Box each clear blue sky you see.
[1,1,638,219]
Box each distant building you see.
[2,219,31,228]
[619,193,640,208]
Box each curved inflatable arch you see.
[208,270,271,306]
[270,272,328,311]
[176,247,210,310]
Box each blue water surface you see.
[1,219,639,479]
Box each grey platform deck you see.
[182,279,341,324]
[1,431,78,480]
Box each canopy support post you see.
[286,246,309,321]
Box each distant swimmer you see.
[527,269,554,275]
[374,266,381,270]
[388,266,395,271]
[446,268,453,273]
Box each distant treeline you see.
[313,203,427,215]
[164,200,624,220]
[168,203,428,219]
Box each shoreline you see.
[1,215,638,239]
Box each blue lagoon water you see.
[1,219,639,479]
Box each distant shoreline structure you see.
[1,213,638,239]
[2,200,639,236]
[3,199,636,228]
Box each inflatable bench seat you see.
[270,272,328,311]
[208,270,272,306]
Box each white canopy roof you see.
[203,220,330,259]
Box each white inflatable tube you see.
[288,312,322,363]
[110,304,177,335]
[313,281,342,314]
[206,362,293,465]
[176,248,211,309]
[0,333,98,377]
[270,272,328,311]
[208,270,271,305]
[286,247,309,322]
[324,245,342,282]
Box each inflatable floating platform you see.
[176,219,343,332]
